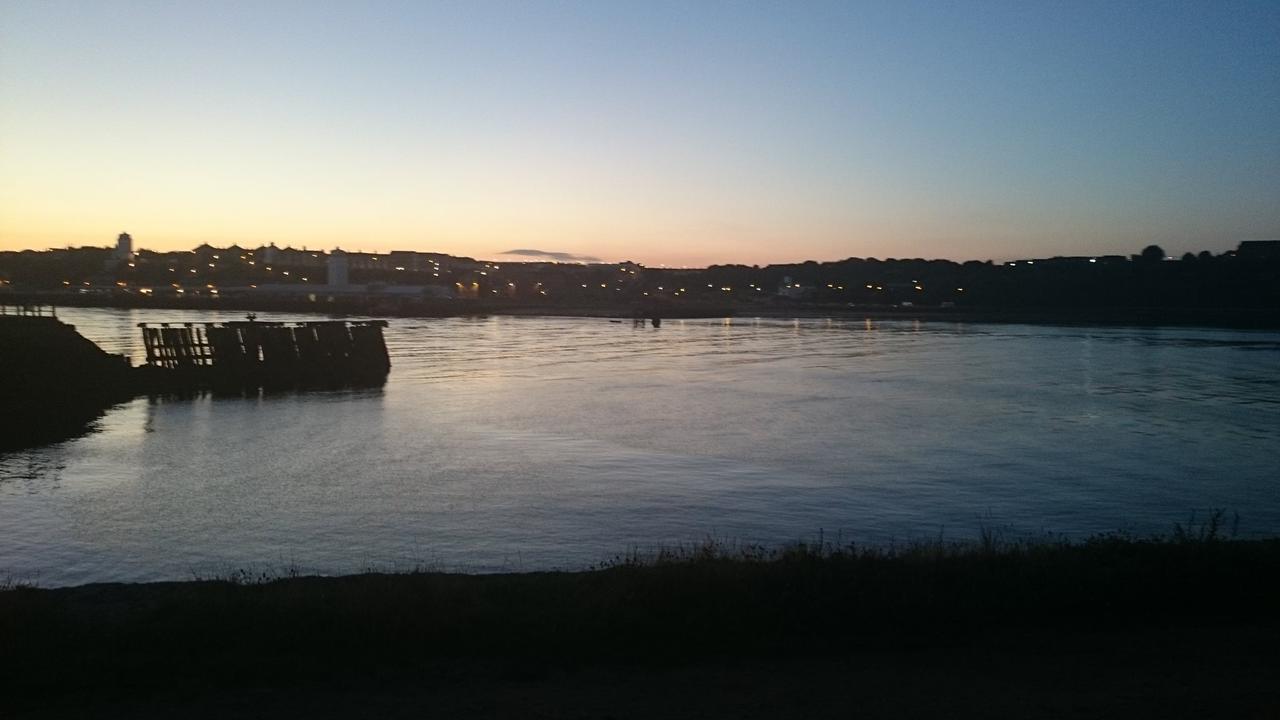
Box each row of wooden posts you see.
[139,320,390,388]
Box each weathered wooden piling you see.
[138,319,390,390]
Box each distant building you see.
[777,276,814,299]
[327,249,349,287]
[114,232,133,260]
[265,246,325,268]
[387,250,442,272]
[1237,241,1280,261]
[343,251,383,271]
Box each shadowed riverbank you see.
[7,290,1280,328]
[0,312,140,450]
[5,531,1278,718]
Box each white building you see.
[327,249,350,287]
[114,232,134,260]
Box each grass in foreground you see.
[2,521,1278,716]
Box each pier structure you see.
[2,308,394,450]
[0,303,57,317]
[139,319,390,390]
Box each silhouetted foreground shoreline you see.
[5,532,1278,718]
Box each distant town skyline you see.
[2,1,1277,266]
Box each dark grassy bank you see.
[4,529,1279,717]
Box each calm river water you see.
[3,308,1278,586]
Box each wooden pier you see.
[0,303,57,317]
[139,319,390,390]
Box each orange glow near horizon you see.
[3,3,1275,267]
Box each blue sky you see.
[2,0,1277,265]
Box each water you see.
[3,308,1278,586]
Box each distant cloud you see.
[499,248,602,263]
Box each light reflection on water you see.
[2,308,1278,586]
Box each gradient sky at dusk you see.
[2,1,1277,266]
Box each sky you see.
[1,1,1277,266]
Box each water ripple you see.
[2,310,1277,585]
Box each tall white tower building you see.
[115,232,134,260]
